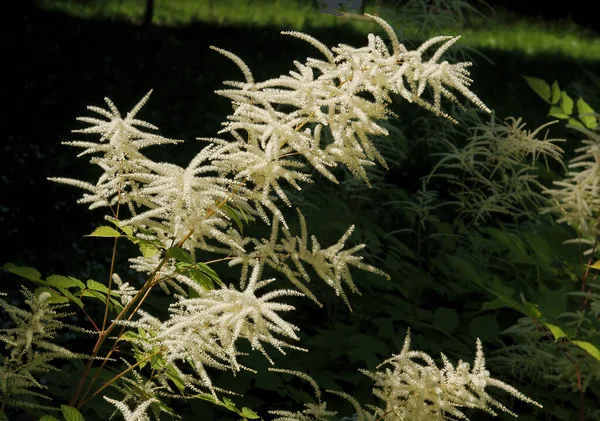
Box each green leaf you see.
[568,118,584,128]
[548,105,569,120]
[61,405,85,421]
[165,364,186,393]
[39,417,61,421]
[550,81,560,104]
[139,241,159,258]
[167,247,194,264]
[588,260,600,270]
[86,226,121,238]
[523,76,551,103]
[86,279,109,294]
[120,225,134,237]
[571,340,600,362]
[195,262,223,287]
[0,411,9,421]
[480,298,510,312]
[46,275,85,289]
[61,289,84,309]
[241,407,260,419]
[223,203,245,234]
[543,323,568,341]
[186,268,215,290]
[560,91,574,115]
[577,97,598,129]
[3,263,43,283]
[433,308,460,333]
[522,299,542,319]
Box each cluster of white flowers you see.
[542,123,600,252]
[362,330,542,421]
[47,13,541,421]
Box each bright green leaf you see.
[61,405,85,421]
[86,226,121,238]
[46,275,85,289]
[550,81,560,104]
[167,247,194,264]
[523,76,551,103]
[577,97,597,129]
[588,260,600,270]
[241,407,260,419]
[568,118,584,128]
[560,91,574,115]
[120,225,134,237]
[543,323,568,341]
[139,241,159,258]
[548,105,569,120]
[86,279,109,293]
[571,340,600,362]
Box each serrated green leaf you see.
[3,263,43,283]
[241,407,260,419]
[523,76,551,103]
[576,97,598,129]
[548,105,569,120]
[46,275,85,290]
[81,290,106,303]
[543,323,568,341]
[61,405,84,421]
[550,81,560,104]
[86,226,121,238]
[560,91,574,115]
[571,340,600,362]
[167,247,194,264]
[86,279,109,293]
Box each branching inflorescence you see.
[37,14,544,421]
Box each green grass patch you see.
[37,0,600,60]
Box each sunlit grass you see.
[37,0,600,60]
[38,0,381,32]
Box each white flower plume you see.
[361,330,542,420]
